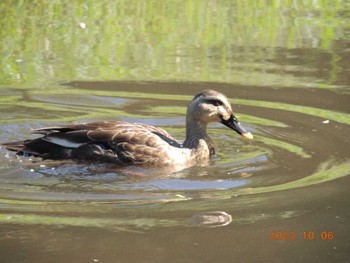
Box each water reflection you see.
[1,1,350,262]
[1,2,350,87]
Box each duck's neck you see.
[183,115,215,154]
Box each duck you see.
[3,89,253,167]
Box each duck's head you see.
[188,89,253,139]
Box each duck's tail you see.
[2,139,71,159]
[2,140,28,153]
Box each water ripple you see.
[0,82,349,230]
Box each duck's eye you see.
[206,99,223,107]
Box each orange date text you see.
[270,231,334,241]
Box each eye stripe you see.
[206,99,224,107]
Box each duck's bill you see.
[241,131,254,140]
[221,114,253,140]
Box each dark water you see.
[1,1,350,263]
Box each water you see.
[1,1,350,263]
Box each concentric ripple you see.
[0,82,349,230]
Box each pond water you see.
[1,1,350,263]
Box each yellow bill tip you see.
[242,132,253,140]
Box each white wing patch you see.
[42,136,84,148]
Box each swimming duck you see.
[3,89,253,166]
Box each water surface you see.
[1,1,350,263]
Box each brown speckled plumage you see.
[3,90,253,167]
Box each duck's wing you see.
[85,124,183,164]
[5,121,182,164]
[34,121,177,141]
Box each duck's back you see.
[4,121,191,165]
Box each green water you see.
[1,1,349,86]
[1,1,350,263]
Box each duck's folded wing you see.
[42,130,92,148]
[5,121,182,164]
[33,121,125,134]
[86,126,182,164]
